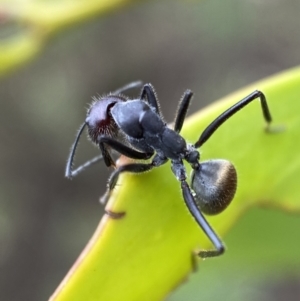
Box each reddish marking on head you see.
[86,95,126,143]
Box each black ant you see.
[65,81,272,258]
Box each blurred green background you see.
[1,1,300,300]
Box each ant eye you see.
[191,160,237,215]
[86,95,125,143]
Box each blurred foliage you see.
[1,1,300,301]
[0,0,140,74]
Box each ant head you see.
[86,95,126,143]
[191,159,237,215]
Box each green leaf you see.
[50,66,300,301]
[168,208,300,301]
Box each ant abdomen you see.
[191,160,237,215]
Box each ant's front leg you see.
[98,136,154,167]
[101,163,154,206]
[101,155,168,206]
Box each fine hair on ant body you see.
[65,81,272,258]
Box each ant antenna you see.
[112,81,143,95]
[65,122,87,179]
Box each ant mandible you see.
[65,81,272,258]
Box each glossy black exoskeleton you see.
[65,81,272,258]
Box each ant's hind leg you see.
[194,90,273,148]
[172,160,225,258]
[181,180,225,258]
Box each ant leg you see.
[101,163,154,204]
[99,136,154,167]
[101,155,168,204]
[194,90,272,148]
[171,160,224,257]
[112,81,143,95]
[174,90,194,133]
[140,84,161,115]
[181,180,225,258]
